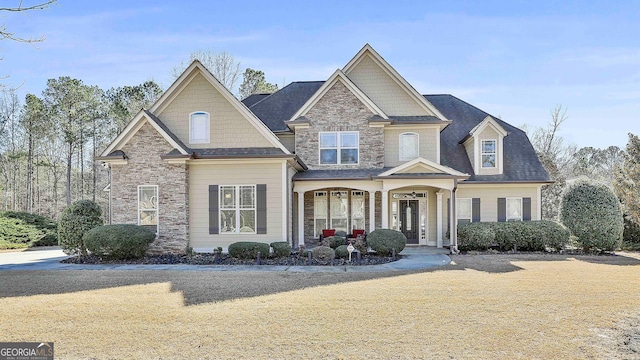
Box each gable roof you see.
[378,157,468,178]
[150,60,290,153]
[288,69,388,122]
[243,81,324,133]
[342,44,449,122]
[100,109,190,157]
[461,115,508,143]
[427,94,551,183]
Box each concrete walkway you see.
[0,246,451,272]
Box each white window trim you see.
[457,198,472,223]
[330,190,349,231]
[137,185,159,235]
[506,197,523,221]
[481,139,497,169]
[314,191,328,237]
[318,131,359,165]
[189,111,210,144]
[219,185,257,234]
[399,132,420,161]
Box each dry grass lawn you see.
[1,253,639,359]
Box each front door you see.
[400,200,419,244]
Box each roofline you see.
[372,174,470,180]
[460,180,554,184]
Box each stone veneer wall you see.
[110,122,189,253]
[295,81,385,170]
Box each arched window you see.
[399,132,419,161]
[190,111,210,144]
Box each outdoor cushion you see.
[322,229,336,238]
[352,229,365,238]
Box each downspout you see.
[450,178,459,254]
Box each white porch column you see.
[381,190,389,228]
[436,191,444,248]
[297,192,305,246]
[449,180,459,253]
[368,190,376,233]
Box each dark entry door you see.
[400,200,419,244]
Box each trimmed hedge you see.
[561,182,624,251]
[58,200,103,256]
[322,236,346,249]
[311,245,335,262]
[0,211,58,246]
[0,217,44,249]
[84,224,155,260]
[335,245,349,258]
[270,241,292,258]
[457,221,570,252]
[228,242,270,259]
[367,229,406,256]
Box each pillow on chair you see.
[322,229,336,238]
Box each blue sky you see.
[3,0,639,149]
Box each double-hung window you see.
[457,198,472,224]
[319,131,359,165]
[138,185,158,234]
[330,191,349,232]
[507,198,523,221]
[481,140,497,168]
[220,185,256,233]
[351,191,365,230]
[314,191,328,237]
[399,132,419,161]
[190,111,210,144]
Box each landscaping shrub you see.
[311,245,335,262]
[228,242,270,259]
[0,211,58,246]
[0,217,44,249]
[335,245,349,258]
[335,230,348,238]
[270,241,291,258]
[367,229,406,256]
[458,221,569,252]
[322,235,345,249]
[457,222,495,251]
[560,182,624,251]
[58,200,103,256]
[351,236,368,254]
[84,224,155,260]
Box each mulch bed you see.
[61,252,401,266]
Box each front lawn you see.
[0,253,638,359]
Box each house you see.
[97,44,551,254]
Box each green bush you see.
[228,242,270,259]
[0,217,44,249]
[367,229,406,256]
[84,224,155,260]
[458,221,569,252]
[311,245,335,262]
[335,230,348,238]
[270,241,291,258]
[457,222,495,251]
[350,236,368,254]
[623,215,640,244]
[561,182,624,251]
[58,200,103,256]
[322,236,345,249]
[335,245,349,258]
[0,211,58,246]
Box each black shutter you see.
[497,198,506,222]
[209,185,219,234]
[523,197,532,221]
[256,184,267,234]
[472,198,481,222]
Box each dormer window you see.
[481,140,497,168]
[399,132,419,161]
[190,111,210,144]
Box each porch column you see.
[436,191,444,248]
[368,190,376,233]
[297,192,305,246]
[449,180,459,254]
[381,190,389,228]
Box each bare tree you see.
[173,50,242,92]
[0,0,56,43]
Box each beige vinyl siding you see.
[158,72,273,149]
[384,127,439,166]
[277,133,295,153]
[347,55,429,116]
[463,138,475,172]
[455,186,540,222]
[189,161,285,250]
[397,164,444,174]
[477,127,501,175]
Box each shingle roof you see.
[242,93,271,108]
[193,147,287,157]
[293,168,386,180]
[143,109,191,154]
[242,81,324,132]
[425,95,550,182]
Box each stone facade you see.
[295,80,385,170]
[110,122,189,254]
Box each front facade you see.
[98,44,550,253]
